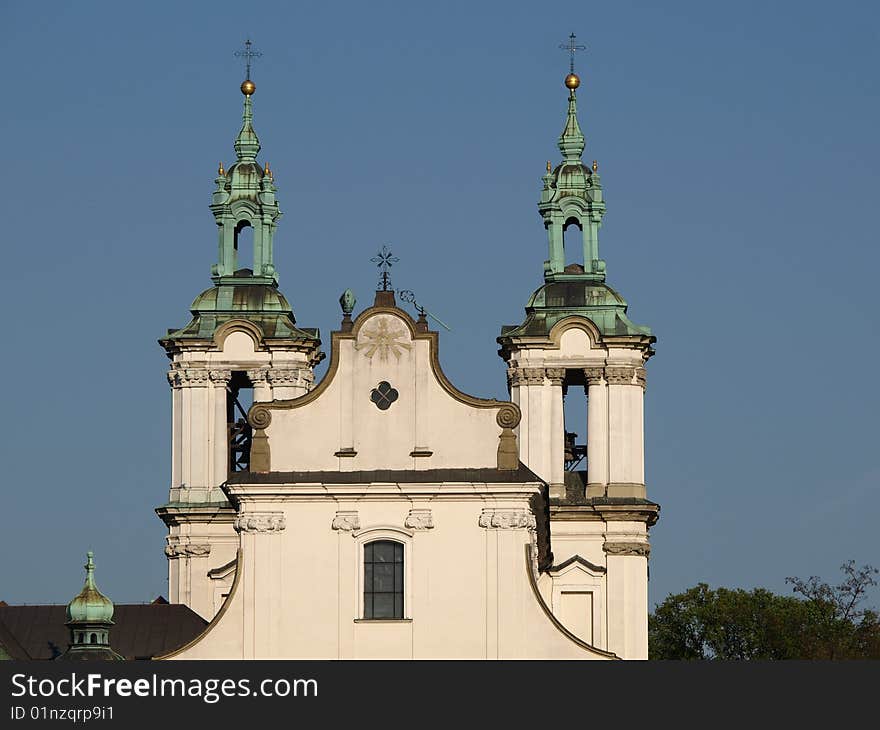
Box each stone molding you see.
[478,508,536,530]
[331,511,361,532]
[209,369,232,384]
[603,541,650,557]
[234,512,286,533]
[404,509,434,530]
[605,366,636,385]
[545,367,565,385]
[164,540,212,558]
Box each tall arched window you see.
[363,540,404,619]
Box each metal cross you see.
[559,33,586,74]
[370,245,399,291]
[234,38,262,79]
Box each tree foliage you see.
[649,562,879,659]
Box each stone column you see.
[605,366,645,498]
[209,369,231,489]
[546,368,566,500]
[584,367,608,498]
[247,368,272,403]
[235,512,286,659]
[603,534,650,660]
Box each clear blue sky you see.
[2,1,878,610]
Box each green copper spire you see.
[58,552,123,661]
[66,552,114,624]
[538,63,606,282]
[210,78,280,285]
[499,42,652,345]
[558,88,585,161]
[233,93,260,162]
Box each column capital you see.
[603,541,650,557]
[605,366,636,385]
[331,511,360,532]
[167,368,212,388]
[209,369,232,384]
[545,367,566,385]
[478,508,536,530]
[234,512,286,533]
[583,366,605,385]
[246,368,271,385]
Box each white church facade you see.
[156,58,658,660]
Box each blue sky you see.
[2,1,878,609]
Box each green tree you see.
[649,562,879,659]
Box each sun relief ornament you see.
[355,317,412,361]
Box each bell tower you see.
[498,40,659,659]
[157,62,324,620]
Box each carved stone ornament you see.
[164,542,212,558]
[331,511,361,532]
[545,367,566,385]
[404,509,434,530]
[355,317,412,362]
[167,368,212,388]
[495,403,522,430]
[635,367,647,389]
[209,369,232,384]
[603,541,651,557]
[246,368,271,385]
[478,508,537,530]
[268,368,309,386]
[605,366,636,385]
[234,512,286,533]
[523,367,547,385]
[583,366,605,385]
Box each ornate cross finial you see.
[559,32,586,74]
[370,245,399,291]
[235,38,262,80]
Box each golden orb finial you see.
[546,160,552,173]
[264,161,273,179]
[592,160,598,172]
[218,162,225,176]
[565,72,580,90]
[241,79,256,96]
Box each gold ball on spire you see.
[565,73,580,90]
[241,79,256,96]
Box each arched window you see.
[234,220,254,272]
[90,633,97,644]
[563,217,583,267]
[363,540,404,619]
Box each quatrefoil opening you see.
[370,381,399,411]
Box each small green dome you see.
[66,552,114,625]
[190,277,293,314]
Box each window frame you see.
[353,527,413,621]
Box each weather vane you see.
[235,38,262,80]
[398,289,452,331]
[559,32,586,74]
[371,245,399,291]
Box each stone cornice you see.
[155,503,237,527]
[549,500,659,526]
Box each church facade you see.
[156,61,658,660]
